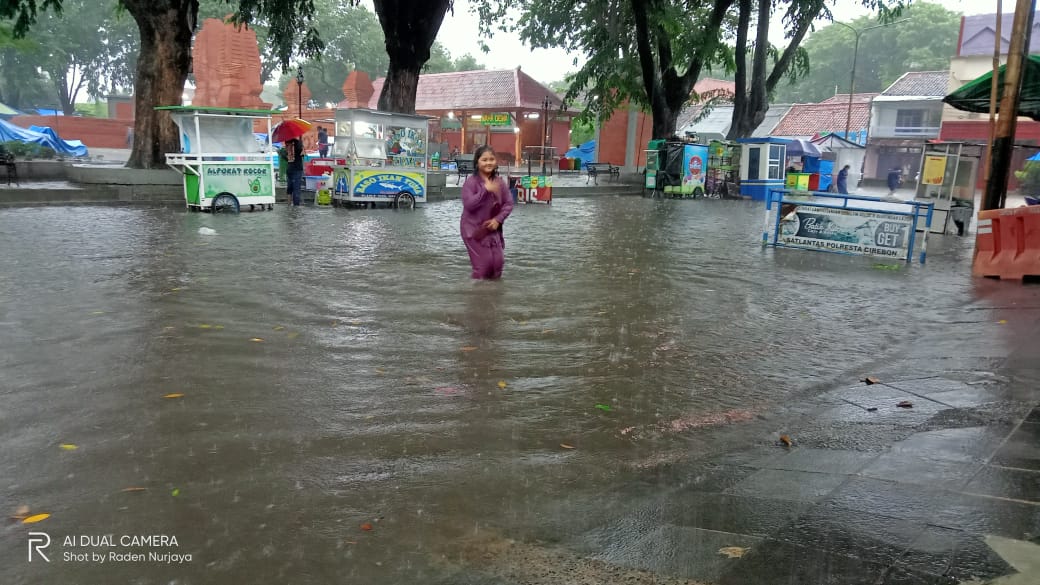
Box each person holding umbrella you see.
[273,118,312,206]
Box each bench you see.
[455,159,474,185]
[586,162,620,185]
[0,150,16,186]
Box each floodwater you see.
[0,198,1003,583]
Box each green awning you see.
[943,55,1040,121]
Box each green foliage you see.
[1,140,55,158]
[570,118,594,145]
[772,2,961,103]
[424,43,486,74]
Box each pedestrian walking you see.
[460,145,514,280]
[285,137,304,206]
[887,167,902,196]
[317,126,328,158]
[836,164,850,195]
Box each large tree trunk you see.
[373,0,452,113]
[728,0,753,139]
[124,0,197,169]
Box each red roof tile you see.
[772,102,871,136]
[362,68,575,114]
[819,93,879,105]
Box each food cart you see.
[159,106,277,212]
[329,108,429,209]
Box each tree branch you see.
[765,1,823,92]
[630,0,661,108]
[680,0,735,88]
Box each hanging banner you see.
[480,113,512,126]
[922,155,947,185]
[779,205,913,259]
[516,175,552,204]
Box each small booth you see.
[160,106,277,212]
[655,139,709,198]
[737,137,787,201]
[329,108,429,209]
[914,141,976,235]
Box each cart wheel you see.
[394,191,416,210]
[211,193,240,213]
[693,187,704,199]
[248,204,255,212]
[267,204,274,211]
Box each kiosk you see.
[915,142,976,235]
[737,137,787,200]
[329,108,429,209]
[160,106,277,212]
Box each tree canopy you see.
[772,1,960,103]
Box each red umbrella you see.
[272,118,312,143]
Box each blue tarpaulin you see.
[564,140,595,167]
[0,119,88,157]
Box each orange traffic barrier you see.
[973,205,1040,280]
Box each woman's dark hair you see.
[472,145,498,179]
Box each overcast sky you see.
[361,0,994,85]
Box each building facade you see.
[864,71,947,181]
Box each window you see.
[747,147,761,180]
[767,144,785,180]
[895,109,925,130]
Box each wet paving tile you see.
[774,505,923,566]
[822,477,948,524]
[816,400,945,427]
[723,468,848,503]
[930,492,1040,541]
[678,461,759,493]
[588,524,763,583]
[925,387,1003,409]
[964,465,1040,503]
[899,525,1014,582]
[878,564,959,585]
[888,426,1012,463]
[790,422,919,453]
[665,493,807,538]
[858,453,983,490]
[716,539,888,585]
[990,422,1040,471]
[747,448,878,475]
[889,378,985,397]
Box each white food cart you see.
[329,108,429,209]
[160,106,277,212]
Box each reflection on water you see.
[0,200,1015,583]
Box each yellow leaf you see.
[59,444,78,451]
[164,393,184,399]
[375,368,386,374]
[497,381,507,389]
[170,287,182,292]
[560,443,575,449]
[250,338,265,343]
[23,513,50,524]
[461,346,478,352]
[214,325,224,330]
[998,320,1008,324]
[273,326,285,331]
[718,546,749,558]
[541,329,556,334]
[91,311,106,315]
[198,324,213,329]
[121,487,147,493]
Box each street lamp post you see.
[296,67,305,118]
[541,95,552,174]
[833,19,910,141]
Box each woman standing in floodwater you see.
[460,145,514,279]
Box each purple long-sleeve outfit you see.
[460,174,514,279]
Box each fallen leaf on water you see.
[541,329,556,334]
[375,368,386,375]
[163,393,184,399]
[214,325,224,330]
[560,443,575,449]
[594,404,612,412]
[250,338,265,343]
[90,311,106,315]
[497,381,507,389]
[287,332,300,340]
[170,287,182,292]
[718,546,749,558]
[273,326,285,331]
[779,435,793,447]
[863,376,881,385]
[620,426,635,436]
[198,324,213,329]
[998,320,1008,324]
[59,444,78,451]
[461,346,478,352]
[171,489,180,497]
[897,401,913,409]
[873,263,900,271]
[866,407,879,412]
[351,320,361,326]
[121,487,147,493]
[360,523,373,531]
[345,540,358,545]
[23,513,50,524]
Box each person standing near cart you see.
[460,145,514,280]
[285,137,304,206]
[317,126,329,158]
[835,164,850,194]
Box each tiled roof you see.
[772,102,870,136]
[692,78,736,101]
[820,93,878,105]
[363,68,575,113]
[882,71,950,97]
[959,13,1040,57]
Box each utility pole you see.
[834,19,910,142]
[983,0,1035,210]
[983,1,1003,186]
